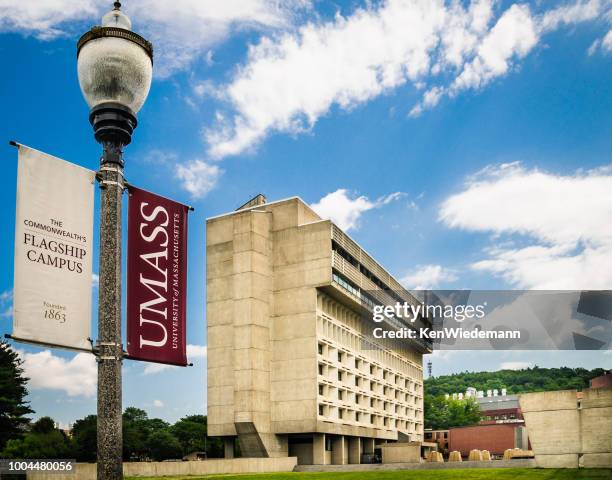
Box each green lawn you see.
[127,468,612,480]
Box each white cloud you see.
[92,273,99,288]
[0,0,309,76]
[143,344,207,375]
[0,1,98,40]
[206,0,611,156]
[152,399,164,407]
[539,0,603,33]
[0,289,12,318]
[401,264,457,290]
[500,361,531,370]
[311,189,403,231]
[143,362,172,375]
[206,0,446,158]
[451,4,538,92]
[588,29,612,55]
[187,344,208,358]
[175,159,222,199]
[18,349,97,397]
[439,163,612,289]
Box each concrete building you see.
[520,387,612,468]
[206,196,431,465]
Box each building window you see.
[355,359,360,369]
[370,381,375,390]
[319,384,324,396]
[325,438,332,451]
[370,365,375,375]
[356,412,361,422]
[318,343,323,355]
[383,371,387,380]
[370,398,375,408]
[339,409,344,419]
[318,405,324,416]
[338,371,343,381]
[338,390,344,400]
[318,364,324,375]
[355,377,360,387]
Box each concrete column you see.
[332,436,347,465]
[348,437,361,464]
[363,437,375,454]
[224,438,235,459]
[313,434,326,465]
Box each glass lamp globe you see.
[77,2,153,115]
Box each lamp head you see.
[77,2,153,154]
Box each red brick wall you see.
[591,374,612,389]
[449,424,517,456]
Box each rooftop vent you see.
[236,194,267,211]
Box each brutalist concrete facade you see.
[520,387,612,468]
[206,197,430,465]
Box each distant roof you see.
[476,395,520,411]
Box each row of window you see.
[317,362,421,402]
[316,312,422,381]
[318,402,422,432]
[319,342,421,392]
[318,383,419,416]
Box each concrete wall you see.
[520,387,612,468]
[381,443,421,463]
[27,458,298,480]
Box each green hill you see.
[424,366,608,398]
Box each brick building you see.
[449,423,529,457]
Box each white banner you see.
[12,145,95,351]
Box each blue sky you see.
[0,0,611,427]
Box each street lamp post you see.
[77,3,153,479]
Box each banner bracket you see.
[4,334,94,354]
[97,341,122,347]
[9,140,18,148]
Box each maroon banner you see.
[127,186,189,366]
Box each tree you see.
[170,414,225,458]
[1,418,73,459]
[171,415,206,455]
[424,367,607,398]
[424,395,482,430]
[32,416,55,434]
[72,415,97,462]
[0,341,33,450]
[122,408,150,460]
[147,430,182,461]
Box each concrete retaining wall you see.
[381,443,421,463]
[27,458,298,480]
[296,459,536,472]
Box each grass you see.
[127,467,612,480]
